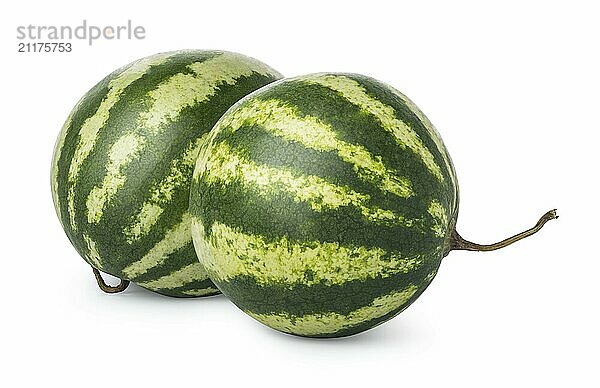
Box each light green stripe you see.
[425,269,438,282]
[84,52,275,226]
[384,83,459,208]
[122,213,192,279]
[198,142,416,227]
[123,135,208,243]
[246,285,418,336]
[137,262,210,290]
[140,52,279,133]
[125,203,163,243]
[181,288,220,297]
[86,133,145,224]
[305,74,444,182]
[216,98,413,198]
[192,219,422,287]
[427,199,448,238]
[82,233,102,268]
[52,105,78,225]
[68,188,76,231]
[66,53,173,231]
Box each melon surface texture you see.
[190,73,460,335]
[51,50,282,297]
[190,72,556,337]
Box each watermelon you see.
[189,73,556,336]
[51,50,282,297]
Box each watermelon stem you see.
[92,267,130,293]
[449,209,558,252]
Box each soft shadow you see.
[117,282,228,303]
[78,272,428,345]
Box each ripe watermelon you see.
[189,73,556,336]
[51,50,282,297]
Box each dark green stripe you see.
[193,147,443,257]
[250,80,451,214]
[72,59,280,276]
[222,122,430,218]
[219,256,439,317]
[144,278,220,298]
[54,73,117,265]
[55,51,281,297]
[348,74,457,214]
[69,55,200,276]
[197,188,441,260]
[130,242,196,283]
[306,273,437,338]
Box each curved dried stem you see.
[450,209,558,252]
[92,268,130,293]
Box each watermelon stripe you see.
[136,262,211,291]
[197,187,439,258]
[220,124,418,216]
[69,56,194,239]
[140,54,276,133]
[51,103,78,225]
[66,53,173,231]
[212,114,442,226]
[192,218,424,287]
[351,77,458,219]
[305,74,444,182]
[190,72,458,333]
[71,53,211,230]
[199,142,418,227]
[208,78,451,225]
[53,50,282,297]
[216,98,413,198]
[122,213,191,278]
[181,288,220,297]
[123,134,207,243]
[428,199,449,238]
[55,80,114,239]
[193,110,443,257]
[86,132,145,223]
[206,257,437,317]
[139,277,219,298]
[382,82,459,210]
[168,277,216,293]
[82,233,102,268]
[84,53,273,226]
[245,284,418,337]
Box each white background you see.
[1,1,598,387]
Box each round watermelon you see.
[51,50,282,297]
[189,73,556,336]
